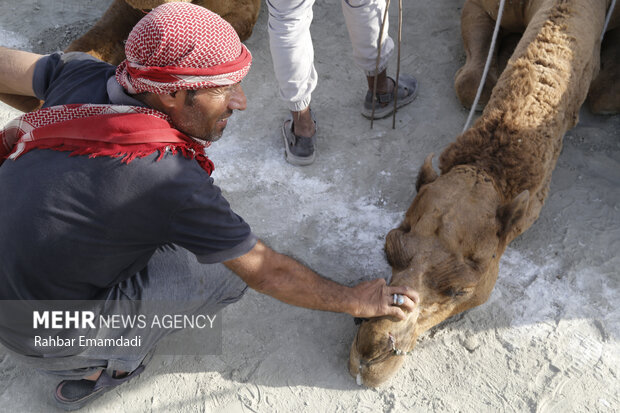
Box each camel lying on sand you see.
[0,0,261,112]
[349,0,620,387]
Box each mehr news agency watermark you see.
[32,309,218,350]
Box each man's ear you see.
[143,90,184,112]
[158,91,182,108]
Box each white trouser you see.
[267,0,394,112]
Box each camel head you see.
[349,154,530,387]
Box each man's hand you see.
[350,278,419,320]
[225,240,419,319]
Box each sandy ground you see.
[1,0,619,412]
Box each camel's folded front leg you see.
[454,0,501,111]
[587,27,620,115]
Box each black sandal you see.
[282,109,317,166]
[54,365,145,411]
[361,74,418,119]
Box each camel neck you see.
[486,0,607,131]
[440,0,608,201]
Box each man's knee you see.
[219,283,248,305]
[214,265,248,305]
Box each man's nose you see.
[229,86,247,111]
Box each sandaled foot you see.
[362,74,419,119]
[54,366,145,411]
[282,110,317,166]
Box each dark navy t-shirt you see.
[0,52,256,300]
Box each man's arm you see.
[0,47,42,96]
[224,240,418,320]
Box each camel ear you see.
[385,228,413,270]
[497,190,529,239]
[416,153,438,191]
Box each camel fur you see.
[0,0,261,113]
[66,0,261,65]
[349,0,619,387]
[455,0,620,114]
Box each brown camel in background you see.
[67,0,261,65]
[0,0,261,113]
[349,0,619,387]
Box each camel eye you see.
[441,287,467,297]
[441,286,475,298]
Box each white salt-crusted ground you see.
[0,0,618,411]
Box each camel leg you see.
[65,0,144,65]
[587,27,620,115]
[454,0,501,111]
[0,93,42,113]
[496,33,520,77]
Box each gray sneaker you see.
[282,110,317,166]
[362,74,418,119]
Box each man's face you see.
[169,82,247,142]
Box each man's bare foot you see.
[84,369,127,381]
[292,107,316,138]
[283,106,316,166]
[367,69,394,97]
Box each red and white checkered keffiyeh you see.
[116,2,252,94]
[0,104,214,175]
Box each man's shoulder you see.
[34,52,116,105]
[37,52,114,76]
[5,149,212,191]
